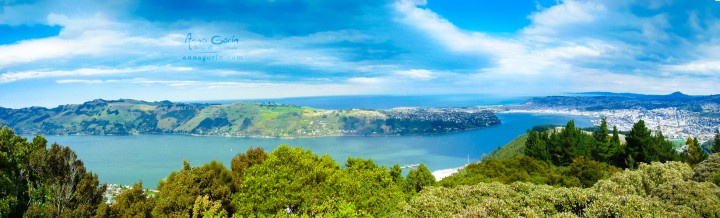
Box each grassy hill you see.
[484,133,528,161]
[0,99,500,137]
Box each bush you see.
[694,153,720,183]
[592,161,693,196]
[439,156,562,187]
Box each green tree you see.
[683,136,708,165]
[0,127,45,217]
[192,195,228,218]
[230,147,266,177]
[25,142,106,217]
[525,131,550,161]
[592,118,611,162]
[230,147,266,188]
[406,163,435,193]
[608,125,625,167]
[104,182,155,218]
[625,120,653,168]
[389,164,404,184]
[544,120,595,166]
[153,161,234,217]
[337,157,405,215]
[653,128,678,162]
[233,145,342,216]
[714,130,720,153]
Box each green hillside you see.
[484,133,527,161]
[0,99,500,137]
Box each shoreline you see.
[432,164,469,181]
[15,123,502,139]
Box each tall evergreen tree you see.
[714,130,720,154]
[611,126,621,147]
[652,128,677,162]
[592,118,611,162]
[624,120,653,168]
[390,164,404,184]
[592,118,610,143]
[683,136,708,165]
[609,125,624,167]
[525,131,550,161]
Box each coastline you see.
[15,122,502,139]
[432,164,468,181]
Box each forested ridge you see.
[2,119,720,217]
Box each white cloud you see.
[393,0,612,77]
[1,65,192,83]
[392,0,720,95]
[664,61,720,75]
[56,78,284,88]
[56,79,104,84]
[523,0,606,36]
[394,69,434,79]
[347,77,386,84]
[393,0,525,56]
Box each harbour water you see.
[38,112,592,188]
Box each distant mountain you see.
[522,92,720,111]
[574,91,694,100]
[0,99,500,137]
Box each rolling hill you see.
[0,99,500,137]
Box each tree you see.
[406,163,435,193]
[1,126,106,217]
[390,164,404,184]
[230,147,266,186]
[625,120,653,168]
[592,118,611,162]
[652,128,678,162]
[230,147,266,176]
[611,125,621,147]
[106,182,155,218]
[339,157,405,215]
[25,142,106,217]
[608,125,624,167]
[233,145,342,215]
[192,195,228,218]
[0,127,44,217]
[525,131,550,161]
[153,161,234,217]
[683,136,708,165]
[714,130,720,153]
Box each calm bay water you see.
[37,113,591,188]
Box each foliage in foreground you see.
[400,161,720,217]
[0,126,105,217]
[4,123,720,217]
[439,155,620,188]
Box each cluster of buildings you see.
[387,107,498,124]
[503,107,720,142]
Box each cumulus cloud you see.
[393,0,720,94]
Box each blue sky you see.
[1,0,719,108]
